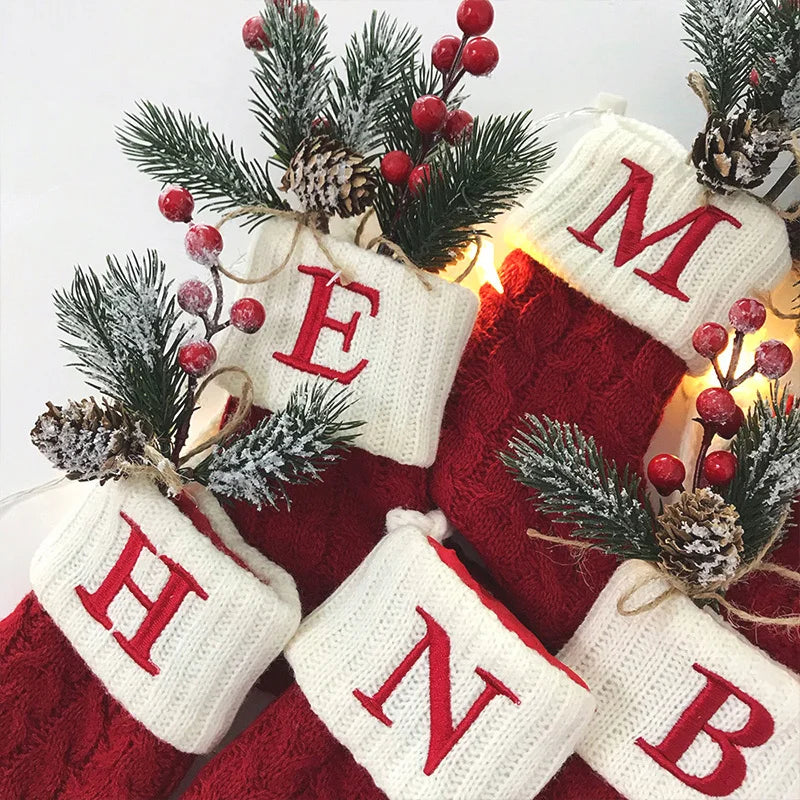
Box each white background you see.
[1,2,798,610]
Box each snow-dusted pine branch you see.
[198,382,363,509]
[502,415,659,560]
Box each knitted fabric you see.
[30,477,301,753]
[511,115,791,374]
[558,560,800,800]
[216,216,479,467]
[186,510,595,800]
[220,398,431,615]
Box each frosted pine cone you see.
[282,134,377,219]
[31,398,151,482]
[692,112,783,194]
[655,488,744,592]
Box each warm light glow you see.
[447,239,502,295]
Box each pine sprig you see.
[196,382,363,509]
[53,252,189,452]
[725,385,800,560]
[117,101,283,219]
[250,0,334,167]
[753,0,800,125]
[329,12,421,155]
[502,415,659,560]
[377,113,554,272]
[681,0,762,116]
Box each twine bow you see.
[527,517,800,627]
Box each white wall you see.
[0,0,796,618]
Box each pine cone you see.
[31,399,152,483]
[692,112,784,194]
[655,488,744,592]
[282,135,377,218]
[787,214,799,265]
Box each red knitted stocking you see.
[0,593,193,800]
[219,401,430,614]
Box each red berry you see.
[432,35,461,73]
[411,95,448,134]
[750,67,760,86]
[178,340,217,377]
[702,451,737,488]
[294,4,320,24]
[716,405,744,439]
[647,454,686,496]
[755,339,793,379]
[442,109,474,145]
[696,387,737,425]
[380,150,414,186]
[158,186,194,223]
[242,16,270,50]
[729,298,766,333]
[461,37,499,75]
[230,297,266,334]
[457,0,495,36]
[692,322,728,359]
[177,280,213,316]
[185,224,223,267]
[408,164,433,196]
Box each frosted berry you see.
[411,95,448,134]
[457,0,495,35]
[177,280,213,316]
[294,5,320,24]
[432,35,461,73]
[728,298,766,333]
[185,224,223,267]
[158,186,194,223]
[230,297,266,334]
[408,164,432,196]
[702,451,737,488]
[692,322,728,359]
[647,454,686,496]
[461,37,499,75]
[755,339,793,379]
[179,340,217,377]
[716,405,744,439]
[443,109,474,144]
[696,387,737,425]
[381,150,414,186]
[242,16,270,50]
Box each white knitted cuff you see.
[216,217,478,467]
[511,115,791,374]
[30,477,301,754]
[285,510,595,800]
[558,560,800,800]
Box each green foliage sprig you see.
[725,386,800,559]
[53,252,189,453]
[195,382,363,508]
[501,415,659,560]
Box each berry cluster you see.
[242,0,319,50]
[648,297,794,496]
[158,186,266,378]
[379,0,497,197]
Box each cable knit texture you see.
[558,560,800,800]
[29,477,300,754]
[511,115,791,374]
[0,484,253,800]
[215,216,479,466]
[284,515,594,800]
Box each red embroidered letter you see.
[353,606,520,775]
[568,159,741,302]
[75,511,208,675]
[636,663,774,796]
[273,265,380,384]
